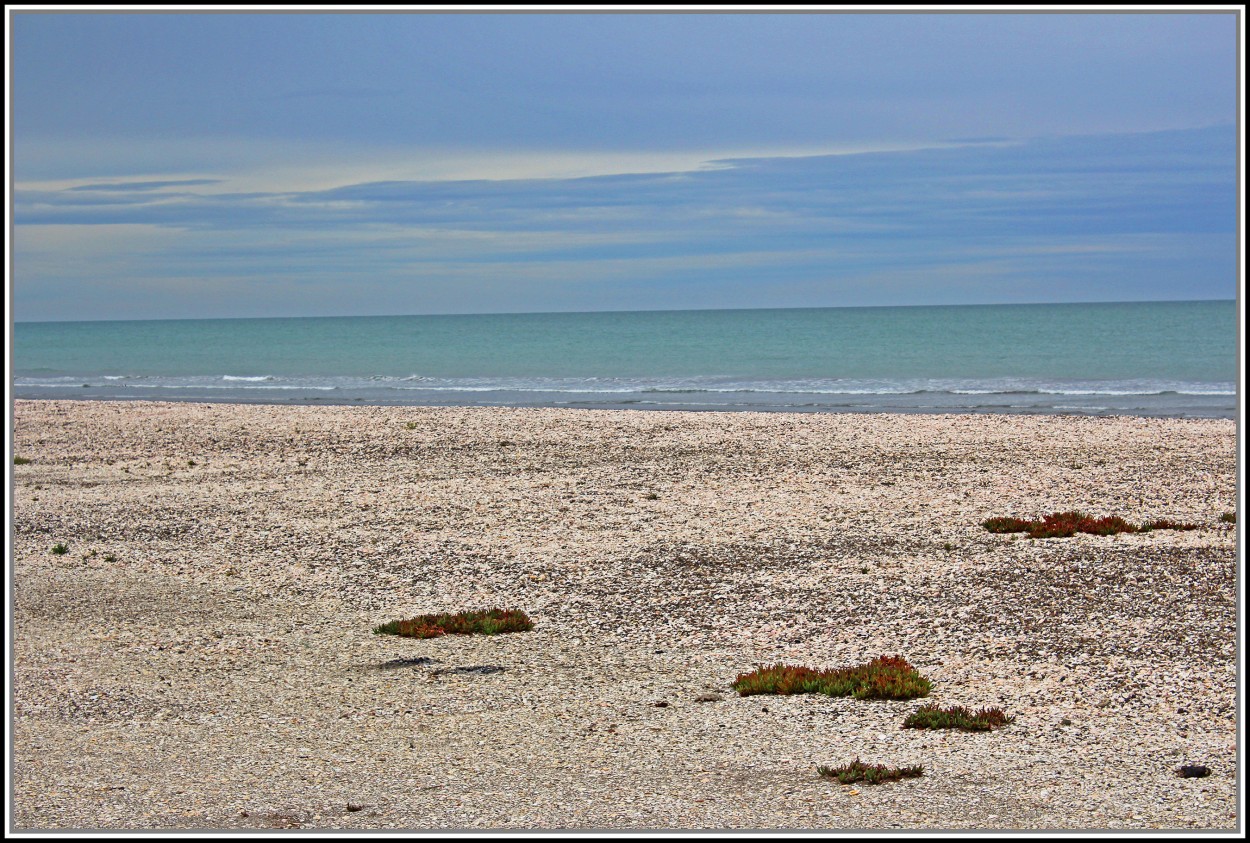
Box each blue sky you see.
[8,9,1241,321]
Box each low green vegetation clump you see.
[373,608,533,639]
[1218,511,1235,524]
[50,543,69,555]
[732,655,931,701]
[902,703,1014,732]
[981,516,1036,533]
[817,758,924,785]
[1136,514,1198,533]
[14,456,32,465]
[984,510,1199,538]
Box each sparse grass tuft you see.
[1138,518,1200,533]
[14,456,32,465]
[51,543,69,555]
[405,421,419,430]
[373,608,534,639]
[984,511,1202,538]
[733,655,931,701]
[902,703,1014,732]
[1219,511,1236,524]
[817,758,924,785]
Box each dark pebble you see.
[376,656,439,670]
[437,665,505,676]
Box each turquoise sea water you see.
[11,301,1238,418]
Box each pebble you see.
[9,400,1239,831]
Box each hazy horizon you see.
[11,295,1238,326]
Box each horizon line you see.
[10,296,1238,325]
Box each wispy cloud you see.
[11,125,1235,320]
[67,178,224,192]
[14,126,1234,239]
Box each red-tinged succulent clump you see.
[732,655,931,700]
[1025,510,1130,538]
[373,608,534,639]
[982,516,1037,534]
[902,703,1014,732]
[1071,514,1138,536]
[983,510,1201,539]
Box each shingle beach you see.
[9,400,1240,831]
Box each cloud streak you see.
[11,125,1235,320]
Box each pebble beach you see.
[9,399,1241,832]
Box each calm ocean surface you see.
[11,301,1238,418]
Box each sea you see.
[10,300,1239,419]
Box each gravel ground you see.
[8,400,1242,833]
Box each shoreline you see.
[7,390,1239,420]
[10,400,1241,831]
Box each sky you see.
[7,8,1242,321]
